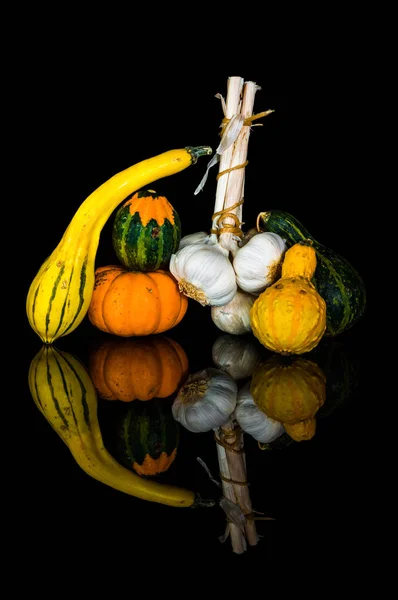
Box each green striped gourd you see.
[257,210,366,336]
[112,189,181,271]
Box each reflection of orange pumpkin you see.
[250,355,326,441]
[88,266,188,337]
[89,335,189,402]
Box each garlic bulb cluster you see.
[178,231,210,250]
[170,241,237,307]
[233,232,287,295]
[212,333,264,380]
[211,288,256,335]
[172,367,238,433]
[235,381,285,443]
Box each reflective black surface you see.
[17,65,373,573]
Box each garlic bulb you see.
[233,232,287,294]
[172,367,238,433]
[179,231,210,250]
[235,381,285,443]
[212,333,264,380]
[170,241,237,307]
[211,288,256,335]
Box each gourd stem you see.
[187,146,213,163]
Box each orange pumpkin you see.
[89,335,189,401]
[88,266,188,337]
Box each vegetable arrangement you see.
[26,146,211,343]
[25,73,366,552]
[169,76,366,355]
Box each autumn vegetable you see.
[112,189,181,272]
[172,368,238,433]
[26,146,212,344]
[28,345,201,507]
[232,232,286,294]
[88,266,188,337]
[235,381,285,444]
[250,241,327,355]
[211,289,257,335]
[211,333,264,380]
[257,209,366,336]
[113,399,180,477]
[89,335,188,401]
[170,241,237,306]
[250,354,326,441]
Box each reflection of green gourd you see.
[309,339,360,418]
[257,209,366,336]
[113,399,180,477]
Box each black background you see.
[13,35,376,579]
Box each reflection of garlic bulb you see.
[235,381,285,443]
[233,232,287,294]
[211,289,256,335]
[179,231,210,250]
[170,242,237,307]
[212,333,264,380]
[172,368,238,433]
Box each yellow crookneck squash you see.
[26,146,212,344]
[250,240,327,355]
[250,354,326,441]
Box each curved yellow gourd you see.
[26,146,212,344]
[28,345,199,508]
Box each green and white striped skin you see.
[112,190,181,272]
[257,210,367,336]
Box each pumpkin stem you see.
[186,146,213,164]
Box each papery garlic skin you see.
[212,333,264,380]
[235,381,285,443]
[170,242,237,307]
[179,231,210,250]
[233,232,287,295]
[211,289,256,335]
[172,368,238,433]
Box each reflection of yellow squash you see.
[28,345,198,507]
[250,355,326,441]
[250,241,326,355]
[89,335,188,401]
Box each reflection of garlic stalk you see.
[172,368,238,433]
[170,241,237,306]
[212,333,264,380]
[235,381,285,443]
[233,232,287,294]
[178,231,210,250]
[211,288,256,335]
